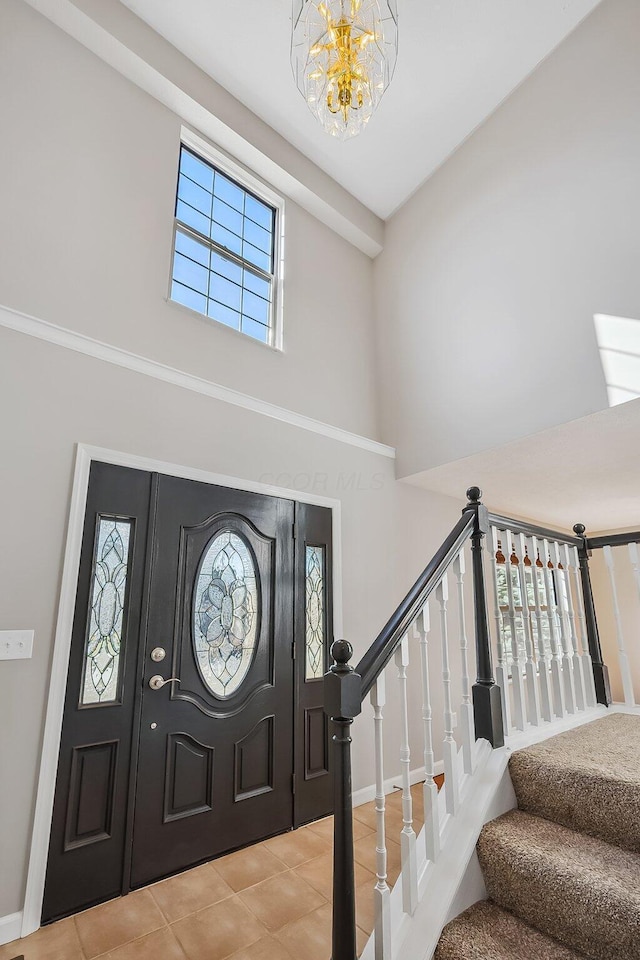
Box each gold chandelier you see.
[291,0,398,140]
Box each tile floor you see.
[2,780,443,960]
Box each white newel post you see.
[370,675,391,960]
[516,532,541,726]
[415,605,440,862]
[435,576,460,815]
[530,535,553,722]
[489,527,511,736]
[561,543,585,711]
[453,550,475,774]
[395,635,418,916]
[551,541,577,714]
[504,529,526,731]
[542,538,566,719]
[603,545,636,706]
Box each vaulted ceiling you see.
[119,0,603,219]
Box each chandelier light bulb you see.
[291,0,398,140]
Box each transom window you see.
[171,143,279,345]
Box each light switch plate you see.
[0,630,34,660]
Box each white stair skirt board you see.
[0,912,23,947]
[358,705,611,960]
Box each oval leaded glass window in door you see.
[193,531,260,698]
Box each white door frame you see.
[21,442,343,937]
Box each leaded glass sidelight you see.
[305,546,326,680]
[193,531,259,699]
[81,517,133,705]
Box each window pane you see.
[242,241,271,272]
[178,174,212,218]
[214,172,245,213]
[209,273,242,312]
[213,198,243,237]
[305,546,325,680]
[243,270,271,301]
[172,146,278,343]
[245,194,273,231]
[243,218,272,256]
[242,289,269,325]
[173,252,209,295]
[208,299,240,330]
[172,280,207,314]
[176,200,210,237]
[242,317,269,343]
[213,252,242,285]
[81,517,133,705]
[212,222,243,257]
[180,148,214,192]
[175,229,210,268]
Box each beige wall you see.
[0,0,465,920]
[374,0,640,477]
[0,0,379,440]
[0,327,463,918]
[589,544,640,704]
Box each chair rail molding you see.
[0,302,395,459]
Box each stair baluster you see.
[453,551,475,775]
[516,532,541,726]
[504,529,526,731]
[551,540,577,714]
[370,674,391,960]
[436,577,460,815]
[415,605,440,862]
[395,635,418,916]
[541,537,566,718]
[489,526,511,737]
[530,534,553,722]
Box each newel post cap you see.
[573,523,587,537]
[466,486,483,504]
[324,640,362,720]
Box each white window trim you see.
[173,126,286,352]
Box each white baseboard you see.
[352,762,445,809]
[0,911,23,947]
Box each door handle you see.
[149,675,181,691]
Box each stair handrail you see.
[356,510,475,699]
[324,487,505,960]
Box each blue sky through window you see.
[171,146,276,345]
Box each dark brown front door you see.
[131,474,295,887]
[43,462,333,923]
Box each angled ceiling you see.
[407,399,640,533]
[119,0,603,219]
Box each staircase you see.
[324,487,640,960]
[436,713,640,959]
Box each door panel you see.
[43,463,152,923]
[130,476,295,887]
[45,466,334,921]
[294,502,334,826]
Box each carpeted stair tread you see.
[434,900,589,960]
[477,809,640,960]
[508,714,640,852]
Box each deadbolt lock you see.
[150,647,166,662]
